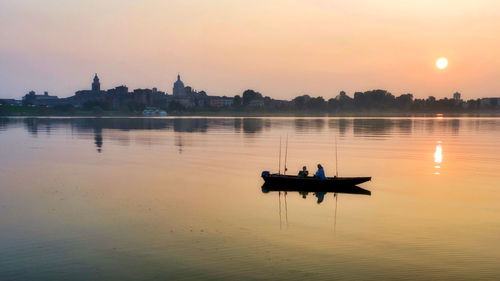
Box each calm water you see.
[1,117,499,281]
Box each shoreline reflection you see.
[0,117,495,156]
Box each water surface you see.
[1,117,499,280]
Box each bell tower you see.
[92,73,100,92]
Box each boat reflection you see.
[262,183,371,231]
[261,183,371,196]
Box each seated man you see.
[314,164,327,179]
[298,166,309,177]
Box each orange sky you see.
[0,0,499,99]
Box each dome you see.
[174,74,184,88]
[173,74,186,96]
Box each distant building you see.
[453,92,461,101]
[92,73,100,92]
[174,97,194,108]
[133,88,153,105]
[106,85,129,108]
[209,97,233,107]
[17,73,232,111]
[480,98,500,109]
[22,91,59,106]
[69,73,107,107]
[173,74,185,97]
[169,74,212,108]
[76,74,105,95]
[0,99,22,106]
[248,99,264,107]
[107,85,129,96]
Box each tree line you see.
[227,89,489,113]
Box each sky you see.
[0,0,499,100]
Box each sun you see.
[436,57,448,69]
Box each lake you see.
[1,117,499,281]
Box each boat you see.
[261,171,371,190]
[261,135,372,191]
[142,107,167,116]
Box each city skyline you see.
[1,0,500,100]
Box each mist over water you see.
[1,117,499,280]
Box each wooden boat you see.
[262,135,372,193]
[261,171,371,190]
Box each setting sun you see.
[436,57,448,69]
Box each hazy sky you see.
[1,0,499,99]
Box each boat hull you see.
[262,173,371,190]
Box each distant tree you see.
[425,96,437,111]
[0,100,7,116]
[242,90,263,106]
[292,95,310,110]
[53,104,75,114]
[152,99,167,109]
[395,93,414,111]
[125,100,145,112]
[309,96,327,110]
[327,98,339,112]
[92,106,104,116]
[353,90,395,111]
[336,91,353,111]
[83,100,111,111]
[465,99,480,111]
[167,100,185,111]
[411,98,426,111]
[262,96,273,108]
[233,95,242,107]
[22,92,36,106]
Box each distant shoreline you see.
[2,111,500,118]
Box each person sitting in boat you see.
[314,164,327,179]
[298,166,309,177]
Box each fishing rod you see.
[278,136,282,175]
[278,191,282,230]
[335,135,339,177]
[284,134,288,175]
[333,193,338,234]
[285,191,289,229]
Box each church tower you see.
[92,73,101,92]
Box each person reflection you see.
[299,191,309,199]
[314,192,327,204]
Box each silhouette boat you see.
[261,172,371,190]
[263,134,372,191]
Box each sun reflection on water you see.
[434,141,443,174]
